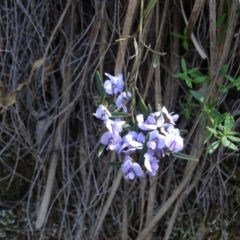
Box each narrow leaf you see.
[189,90,204,103]
[143,0,158,17]
[193,76,208,83]
[181,58,187,72]
[224,114,234,130]
[172,152,198,161]
[171,32,185,39]
[225,74,235,83]
[111,112,130,118]
[136,90,148,117]
[226,135,240,142]
[108,162,123,168]
[98,145,106,157]
[206,127,218,135]
[218,65,228,77]
[221,138,238,151]
[204,131,213,144]
[182,40,189,51]
[207,141,220,154]
[153,56,160,68]
[96,71,105,96]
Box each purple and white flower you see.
[136,114,157,131]
[144,153,159,176]
[147,130,165,150]
[116,91,131,112]
[104,73,124,95]
[100,131,122,152]
[120,131,145,152]
[165,133,183,152]
[106,119,126,134]
[93,105,111,121]
[121,156,143,180]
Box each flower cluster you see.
[94,73,184,180]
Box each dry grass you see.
[0,0,240,239]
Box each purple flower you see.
[119,131,145,153]
[151,112,165,127]
[104,73,124,95]
[147,130,165,150]
[136,114,157,131]
[100,131,122,152]
[144,153,159,176]
[165,133,183,152]
[121,156,143,180]
[116,92,131,112]
[93,105,111,121]
[106,119,126,134]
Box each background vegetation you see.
[0,0,240,239]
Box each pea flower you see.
[93,105,111,121]
[104,73,124,95]
[116,91,131,112]
[119,131,145,152]
[136,114,157,131]
[165,133,183,152]
[121,156,143,180]
[100,131,122,152]
[106,119,126,134]
[147,130,165,150]
[144,153,159,176]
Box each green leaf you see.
[220,86,229,93]
[187,68,198,74]
[143,0,158,17]
[136,90,148,117]
[172,152,198,161]
[188,69,203,78]
[207,141,220,154]
[171,32,185,39]
[111,112,130,118]
[122,123,132,130]
[95,71,105,96]
[204,131,213,144]
[233,76,240,84]
[108,162,123,168]
[183,108,190,119]
[180,129,188,135]
[215,113,227,126]
[216,13,227,27]
[98,145,105,157]
[224,114,234,130]
[193,76,208,84]
[185,76,193,89]
[206,127,218,135]
[174,73,186,80]
[146,104,152,116]
[189,90,204,103]
[98,90,106,104]
[221,137,238,151]
[225,74,235,82]
[108,104,116,113]
[138,133,150,166]
[226,135,240,142]
[153,56,160,68]
[218,65,228,77]
[181,58,187,72]
[182,40,189,51]
[226,130,239,136]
